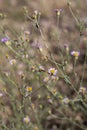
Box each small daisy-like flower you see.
[26,86,32,92]
[48,68,58,76]
[54,8,62,16]
[43,76,50,83]
[62,97,70,104]
[38,65,45,72]
[24,31,30,35]
[1,37,9,43]
[71,51,80,59]
[79,87,86,94]
[10,59,16,65]
[23,116,30,124]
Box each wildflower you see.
[24,31,30,42]
[31,65,37,72]
[71,51,80,59]
[62,97,70,104]
[79,87,86,94]
[43,76,50,82]
[24,30,30,36]
[10,59,16,65]
[47,95,53,103]
[1,37,9,43]
[38,65,45,72]
[26,86,32,92]
[64,44,69,52]
[0,93,3,97]
[33,10,41,20]
[48,68,58,76]
[52,89,57,95]
[54,8,62,16]
[23,116,30,123]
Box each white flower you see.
[79,87,86,94]
[10,59,16,65]
[48,68,58,76]
[62,97,70,104]
[23,116,30,123]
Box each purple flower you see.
[71,51,80,57]
[1,37,9,43]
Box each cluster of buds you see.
[32,10,41,20]
[24,30,30,42]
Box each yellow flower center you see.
[26,87,32,92]
[50,69,55,74]
[74,52,79,57]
